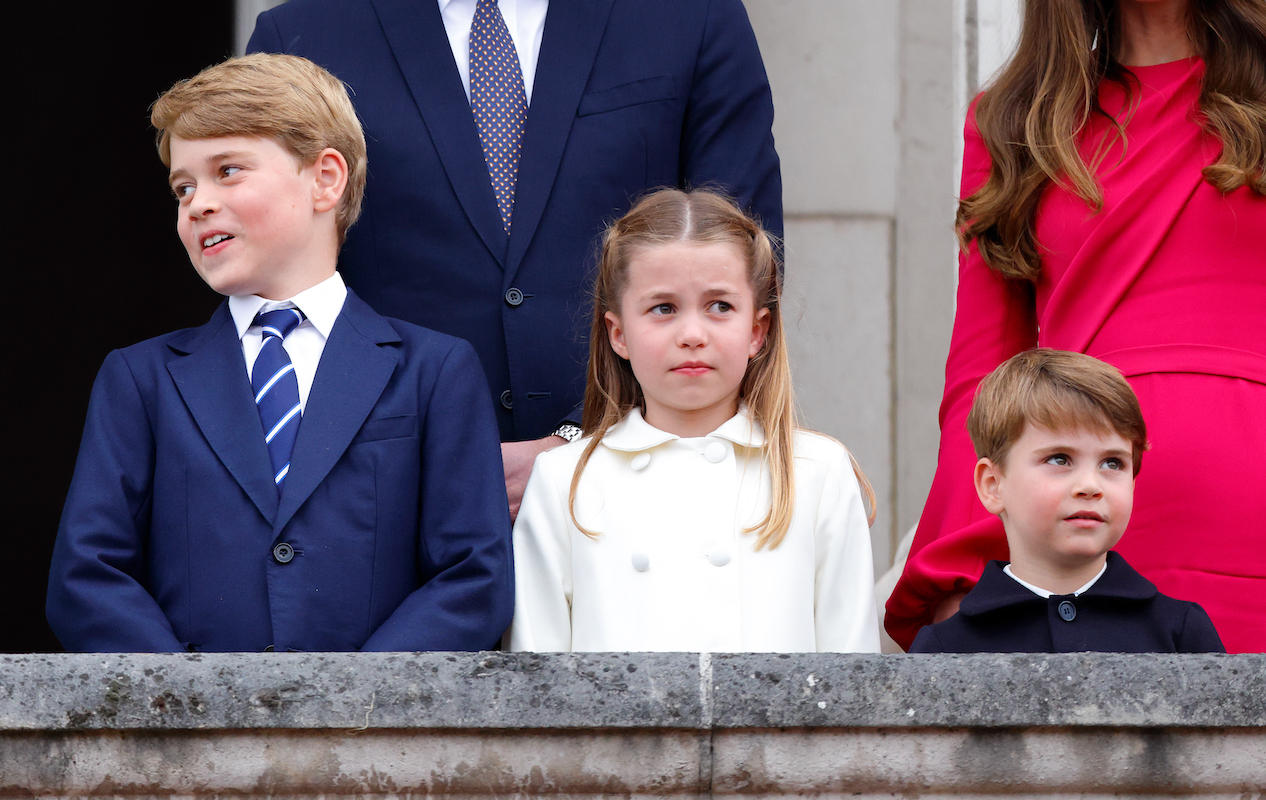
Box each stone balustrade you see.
[1,652,1262,797]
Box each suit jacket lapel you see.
[167,303,279,523]
[506,0,616,279]
[371,0,509,265]
[273,291,400,533]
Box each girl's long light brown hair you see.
[959,0,1266,281]
[570,188,875,549]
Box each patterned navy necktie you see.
[470,0,527,233]
[252,307,305,492]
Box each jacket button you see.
[631,452,651,471]
[505,288,524,307]
[704,441,727,463]
[707,546,731,567]
[500,390,513,409]
[1057,600,1077,621]
[272,542,295,564]
[631,551,650,572]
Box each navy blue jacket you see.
[248,0,782,440]
[909,553,1225,654]
[47,291,513,652]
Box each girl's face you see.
[605,241,769,438]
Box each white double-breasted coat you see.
[507,409,880,652]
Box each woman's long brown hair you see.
[959,0,1266,281]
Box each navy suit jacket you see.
[908,553,1225,654]
[47,290,513,652]
[248,0,782,440]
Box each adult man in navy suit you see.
[248,0,782,513]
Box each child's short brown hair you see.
[151,53,367,244]
[967,349,1148,475]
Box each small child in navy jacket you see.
[910,349,1223,654]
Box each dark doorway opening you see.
[10,3,236,651]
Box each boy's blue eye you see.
[1045,453,1071,466]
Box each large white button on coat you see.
[704,441,727,463]
[631,452,651,471]
[707,546,731,567]
[631,551,650,572]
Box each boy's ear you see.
[605,311,630,360]
[311,147,349,213]
[748,307,770,358]
[974,457,1006,515]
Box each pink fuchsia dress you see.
[886,58,1266,653]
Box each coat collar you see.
[166,290,401,532]
[600,406,766,453]
[961,552,1158,616]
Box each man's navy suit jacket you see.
[248,0,782,440]
[47,291,514,653]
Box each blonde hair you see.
[959,0,1266,281]
[571,188,875,549]
[151,53,368,245]
[967,348,1149,475]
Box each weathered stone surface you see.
[3,652,1262,733]
[710,653,1266,728]
[0,729,712,796]
[2,653,1263,797]
[0,651,706,731]
[713,729,1266,794]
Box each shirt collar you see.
[600,405,766,452]
[1003,561,1107,599]
[228,272,347,341]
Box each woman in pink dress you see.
[886,0,1266,652]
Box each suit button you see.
[272,542,295,564]
[631,452,651,471]
[500,390,513,409]
[1057,600,1077,621]
[504,288,525,307]
[704,441,727,463]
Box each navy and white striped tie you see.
[252,307,305,491]
[470,0,527,232]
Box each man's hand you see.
[502,436,566,521]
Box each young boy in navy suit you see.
[910,349,1223,654]
[47,54,513,652]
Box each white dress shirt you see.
[228,272,348,412]
[507,408,881,653]
[438,0,548,103]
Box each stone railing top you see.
[2,652,1261,732]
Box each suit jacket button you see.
[272,542,295,564]
[500,390,514,409]
[1057,600,1077,621]
[505,288,525,307]
[704,441,727,463]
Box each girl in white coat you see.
[507,189,881,653]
